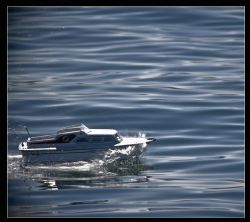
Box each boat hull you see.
[21,149,106,163]
[20,144,146,163]
[19,137,156,163]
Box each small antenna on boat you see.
[24,126,31,138]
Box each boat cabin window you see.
[103,137,114,142]
[76,138,88,142]
[58,134,76,143]
[76,136,115,142]
[89,137,103,142]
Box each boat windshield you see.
[80,123,91,133]
[115,133,123,142]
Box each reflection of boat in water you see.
[18,123,156,163]
[42,175,149,190]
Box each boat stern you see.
[18,141,28,150]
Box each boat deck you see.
[29,135,56,142]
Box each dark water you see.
[8,6,244,217]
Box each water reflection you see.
[41,174,150,190]
[31,156,151,190]
[8,151,152,190]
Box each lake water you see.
[7,6,245,217]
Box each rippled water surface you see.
[8,6,244,217]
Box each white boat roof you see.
[87,129,117,135]
[57,123,89,134]
[57,123,117,135]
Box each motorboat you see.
[18,123,156,163]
